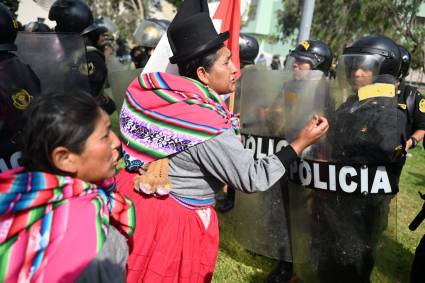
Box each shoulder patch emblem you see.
[419,98,425,113]
[79,62,96,75]
[12,89,33,110]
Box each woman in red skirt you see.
[117,1,329,282]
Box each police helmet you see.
[289,40,333,74]
[0,3,19,52]
[81,16,110,36]
[239,33,259,65]
[397,45,411,79]
[48,0,94,34]
[133,18,170,48]
[343,35,401,77]
[24,21,52,32]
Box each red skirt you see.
[117,170,219,283]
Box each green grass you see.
[213,147,425,283]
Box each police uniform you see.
[313,91,405,283]
[397,81,425,138]
[85,45,115,114]
[0,3,41,173]
[48,0,116,114]
[0,53,41,173]
[306,35,405,283]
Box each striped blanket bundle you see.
[120,72,240,171]
[0,167,135,282]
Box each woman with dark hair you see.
[117,4,329,283]
[0,92,135,283]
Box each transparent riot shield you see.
[15,32,90,94]
[287,61,403,282]
[108,69,141,110]
[231,68,330,261]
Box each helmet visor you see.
[284,54,324,80]
[337,54,384,91]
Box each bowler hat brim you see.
[169,31,229,64]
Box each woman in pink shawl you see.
[0,92,135,283]
[117,1,329,282]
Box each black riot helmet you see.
[343,35,401,77]
[289,40,333,75]
[397,45,411,79]
[24,21,52,33]
[48,0,94,34]
[239,33,259,66]
[0,3,19,52]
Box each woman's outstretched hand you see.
[290,115,329,155]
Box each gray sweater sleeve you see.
[189,129,297,193]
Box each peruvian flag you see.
[213,0,241,78]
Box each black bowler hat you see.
[168,1,229,64]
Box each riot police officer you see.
[219,33,260,214]
[132,18,170,68]
[0,3,41,172]
[24,19,52,32]
[271,39,334,140]
[267,39,334,283]
[48,0,116,114]
[312,35,405,283]
[396,45,425,150]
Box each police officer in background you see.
[0,3,41,172]
[48,0,116,114]
[24,19,52,32]
[270,39,334,140]
[131,18,170,68]
[218,33,259,213]
[266,40,334,283]
[396,45,425,150]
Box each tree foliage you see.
[87,0,181,44]
[278,0,425,70]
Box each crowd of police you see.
[228,26,425,283]
[1,0,425,282]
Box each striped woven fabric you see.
[0,167,135,283]
[169,192,216,210]
[120,72,240,171]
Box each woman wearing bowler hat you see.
[117,1,329,282]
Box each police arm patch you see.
[419,98,425,113]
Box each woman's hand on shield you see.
[291,115,329,155]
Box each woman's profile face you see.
[73,110,120,183]
[205,46,238,94]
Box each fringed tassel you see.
[133,158,172,195]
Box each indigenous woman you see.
[117,5,329,283]
[0,92,135,283]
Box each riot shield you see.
[108,68,141,110]
[15,32,90,94]
[287,63,402,282]
[231,68,329,261]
